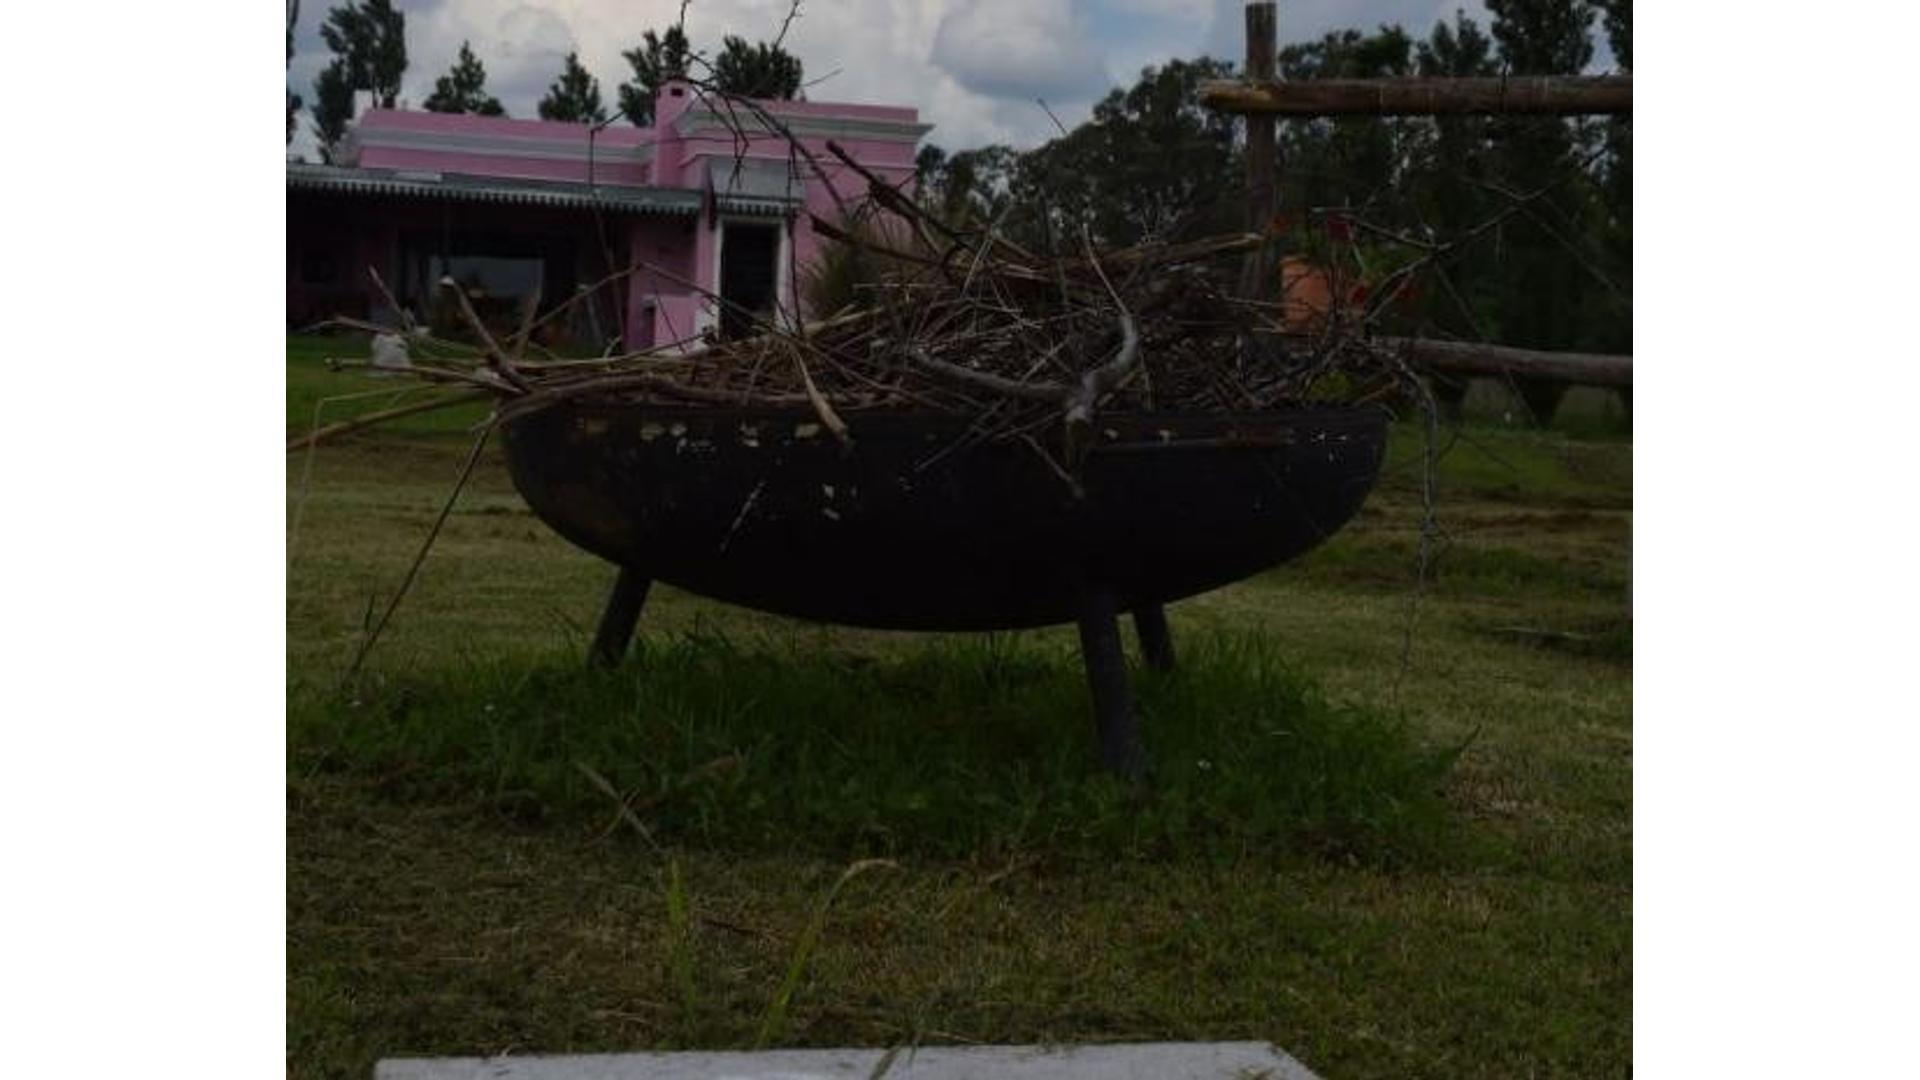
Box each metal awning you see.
[711,194,795,218]
[287,163,710,216]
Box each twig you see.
[343,421,495,681]
[574,761,665,855]
[439,276,532,393]
[286,390,493,452]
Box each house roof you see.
[286,163,795,217]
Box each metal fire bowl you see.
[501,404,1388,631]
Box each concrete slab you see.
[375,1041,1319,1080]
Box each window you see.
[428,255,544,304]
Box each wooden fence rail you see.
[1200,74,1631,117]
[1382,337,1631,387]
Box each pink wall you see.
[624,216,700,350]
[351,110,653,186]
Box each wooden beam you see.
[1383,337,1632,387]
[1201,74,1631,117]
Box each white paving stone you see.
[374,1040,1319,1080]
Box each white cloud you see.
[1200,0,1496,62]
[1102,0,1211,17]
[929,0,1112,103]
[409,1,576,106]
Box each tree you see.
[711,35,803,99]
[1599,0,1629,68]
[310,60,356,163]
[1595,0,1630,367]
[925,144,1019,227]
[1013,58,1241,248]
[618,25,691,126]
[1415,10,1500,209]
[1484,0,1602,420]
[1487,0,1594,74]
[1404,12,1503,414]
[913,144,947,200]
[1275,26,1416,220]
[424,41,505,116]
[538,52,607,123]
[287,0,303,144]
[1411,13,1502,261]
[319,0,406,108]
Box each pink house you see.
[286,80,929,351]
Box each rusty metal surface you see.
[502,405,1387,631]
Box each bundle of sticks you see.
[305,142,1410,461]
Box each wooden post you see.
[1239,2,1278,309]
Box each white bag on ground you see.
[371,332,412,372]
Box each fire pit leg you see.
[589,567,652,667]
[1077,587,1149,781]
[1131,604,1176,672]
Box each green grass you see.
[287,340,1631,1079]
[287,332,493,439]
[298,632,1459,863]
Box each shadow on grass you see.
[1471,615,1633,666]
[292,631,1462,864]
[1287,536,1626,600]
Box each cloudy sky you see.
[287,0,1616,160]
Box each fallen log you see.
[1200,74,1631,117]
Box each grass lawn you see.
[287,335,1631,1079]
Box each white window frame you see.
[700,214,793,338]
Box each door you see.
[718,221,781,341]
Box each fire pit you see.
[502,401,1388,778]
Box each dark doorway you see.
[719,222,780,340]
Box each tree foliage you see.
[424,41,505,116]
[1482,0,1606,357]
[309,0,404,160]
[1600,0,1629,69]
[538,52,607,123]
[619,25,691,126]
[1276,27,1415,219]
[1597,1,1630,356]
[287,0,303,145]
[914,144,947,195]
[1409,14,1501,244]
[318,0,406,108]
[1486,0,1595,74]
[711,35,803,99]
[1014,58,1241,247]
[919,144,1020,227]
[310,60,356,163]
